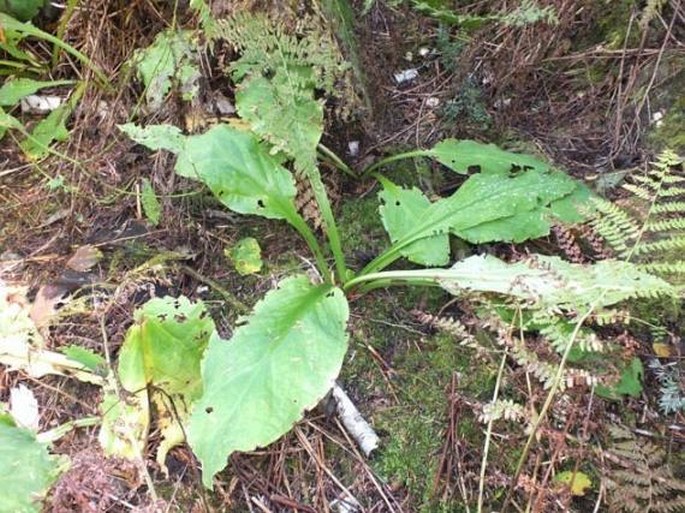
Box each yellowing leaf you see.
[653,342,672,358]
[100,296,214,468]
[555,470,592,496]
[227,237,262,275]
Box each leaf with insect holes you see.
[140,178,161,226]
[188,276,349,487]
[373,167,581,271]
[428,139,551,175]
[100,296,214,467]
[122,123,302,223]
[377,175,449,266]
[119,123,186,153]
[130,29,201,110]
[0,414,69,513]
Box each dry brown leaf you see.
[29,284,68,331]
[66,244,102,272]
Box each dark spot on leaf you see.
[205,407,214,414]
[257,199,265,208]
[395,200,401,206]
[467,165,480,174]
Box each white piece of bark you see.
[332,384,379,457]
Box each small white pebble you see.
[394,68,419,84]
[426,97,440,108]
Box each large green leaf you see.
[100,296,214,467]
[120,123,301,221]
[369,167,578,272]
[0,0,44,21]
[428,139,551,175]
[377,176,449,266]
[188,276,349,487]
[437,254,674,308]
[0,415,68,513]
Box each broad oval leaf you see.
[188,276,349,487]
[377,176,449,266]
[175,125,299,220]
[118,296,214,398]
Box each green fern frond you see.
[645,218,685,232]
[588,150,685,284]
[632,236,685,256]
[639,261,685,274]
[651,201,685,214]
[623,182,659,201]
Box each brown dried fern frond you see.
[552,224,584,264]
[295,175,323,230]
[604,425,685,512]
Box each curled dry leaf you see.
[29,284,69,332]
